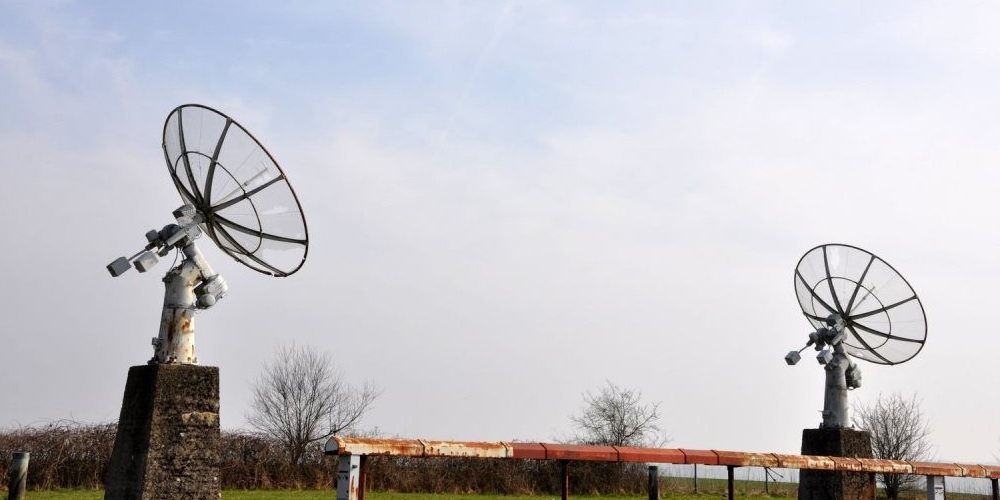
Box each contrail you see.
[443,0,516,139]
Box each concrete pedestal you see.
[104,364,221,500]
[799,428,875,500]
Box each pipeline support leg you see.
[727,466,735,500]
[926,475,944,500]
[337,455,361,500]
[560,460,569,500]
[648,465,659,500]
[7,452,29,500]
[359,455,368,500]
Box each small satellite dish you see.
[784,243,927,428]
[107,104,309,364]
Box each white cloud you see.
[755,28,794,53]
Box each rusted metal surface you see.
[544,444,618,461]
[774,453,836,471]
[336,455,360,500]
[829,456,864,472]
[714,450,779,467]
[680,449,719,465]
[419,440,509,458]
[155,261,201,364]
[616,446,685,464]
[984,465,1000,479]
[962,464,989,479]
[855,458,912,475]
[911,461,965,477]
[325,435,1000,479]
[328,437,425,457]
[509,442,546,460]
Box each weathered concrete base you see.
[104,364,221,500]
[799,428,875,500]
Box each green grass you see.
[12,489,998,500]
[224,491,343,500]
[10,479,995,500]
[11,491,103,500]
[0,476,803,500]
[5,491,784,500]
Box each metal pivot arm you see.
[785,314,861,429]
[182,241,227,308]
[108,205,228,364]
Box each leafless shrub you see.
[247,343,380,465]
[853,392,933,500]
[364,456,647,495]
[0,420,116,490]
[569,380,668,447]
[218,430,336,489]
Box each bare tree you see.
[569,380,666,447]
[247,343,380,464]
[853,392,933,500]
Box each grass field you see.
[11,475,796,500]
[10,490,779,500]
[0,475,800,500]
[10,494,759,500]
[11,491,995,500]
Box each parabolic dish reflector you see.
[794,243,926,365]
[162,104,308,277]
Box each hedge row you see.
[0,422,647,494]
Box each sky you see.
[2,0,1000,465]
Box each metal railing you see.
[324,436,1000,500]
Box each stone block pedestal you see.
[104,364,221,500]
[798,428,875,500]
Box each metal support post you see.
[991,478,999,500]
[359,455,368,500]
[648,465,659,500]
[926,475,945,500]
[560,460,569,500]
[7,452,29,500]
[727,466,735,500]
[337,455,361,500]
[694,464,699,494]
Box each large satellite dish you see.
[785,243,927,428]
[163,104,308,277]
[107,104,309,364]
[794,243,926,365]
